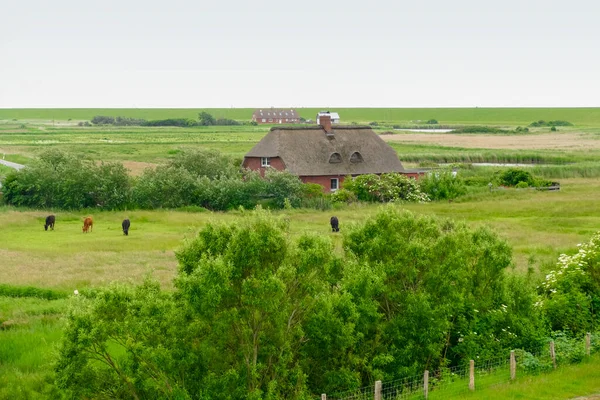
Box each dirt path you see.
[381,132,600,150]
[0,159,25,170]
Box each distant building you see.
[252,108,300,124]
[316,111,340,124]
[243,115,422,192]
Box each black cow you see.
[330,216,339,232]
[44,215,55,231]
[122,218,131,236]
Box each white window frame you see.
[261,157,271,167]
[262,118,266,122]
[330,178,339,191]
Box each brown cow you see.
[82,216,93,233]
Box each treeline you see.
[529,120,573,127]
[54,208,600,398]
[84,112,252,127]
[0,149,313,211]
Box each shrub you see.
[91,115,115,125]
[538,231,600,335]
[550,126,557,131]
[330,188,357,203]
[515,181,529,188]
[343,173,430,203]
[496,168,534,186]
[215,118,241,126]
[2,150,131,210]
[451,126,508,133]
[529,120,573,127]
[143,118,196,127]
[426,119,438,124]
[419,170,467,200]
[368,121,379,126]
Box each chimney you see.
[320,114,332,133]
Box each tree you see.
[198,112,216,126]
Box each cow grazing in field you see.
[122,218,131,236]
[330,216,339,232]
[44,215,55,231]
[82,216,93,233]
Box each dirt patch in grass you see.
[121,161,157,176]
[381,132,600,150]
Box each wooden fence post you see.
[510,350,516,380]
[586,333,591,357]
[424,370,429,399]
[469,360,475,391]
[374,380,382,400]
[321,394,326,400]
[550,340,556,369]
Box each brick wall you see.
[242,157,286,177]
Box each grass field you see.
[3,107,600,126]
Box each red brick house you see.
[252,108,300,124]
[243,115,421,192]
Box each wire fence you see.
[318,333,597,400]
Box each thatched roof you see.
[245,125,405,176]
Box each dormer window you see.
[350,151,364,163]
[329,152,342,163]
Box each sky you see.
[1,0,599,108]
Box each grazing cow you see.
[44,215,55,231]
[82,216,93,233]
[122,218,131,236]
[330,216,340,232]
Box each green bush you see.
[2,150,131,210]
[496,168,534,186]
[515,181,529,188]
[330,188,357,203]
[418,170,467,200]
[343,173,430,203]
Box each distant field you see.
[2,107,600,126]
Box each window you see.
[350,151,364,163]
[262,119,266,122]
[261,157,270,167]
[329,152,342,163]
[330,178,339,191]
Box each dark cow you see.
[122,218,131,236]
[82,216,93,233]
[44,215,55,231]
[330,216,339,232]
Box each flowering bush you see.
[538,232,600,334]
[342,173,430,203]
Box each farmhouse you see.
[243,115,420,192]
[252,108,300,124]
[316,110,340,124]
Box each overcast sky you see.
[1,0,599,108]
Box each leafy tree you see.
[175,211,337,398]
[341,207,536,379]
[168,149,240,180]
[198,112,216,126]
